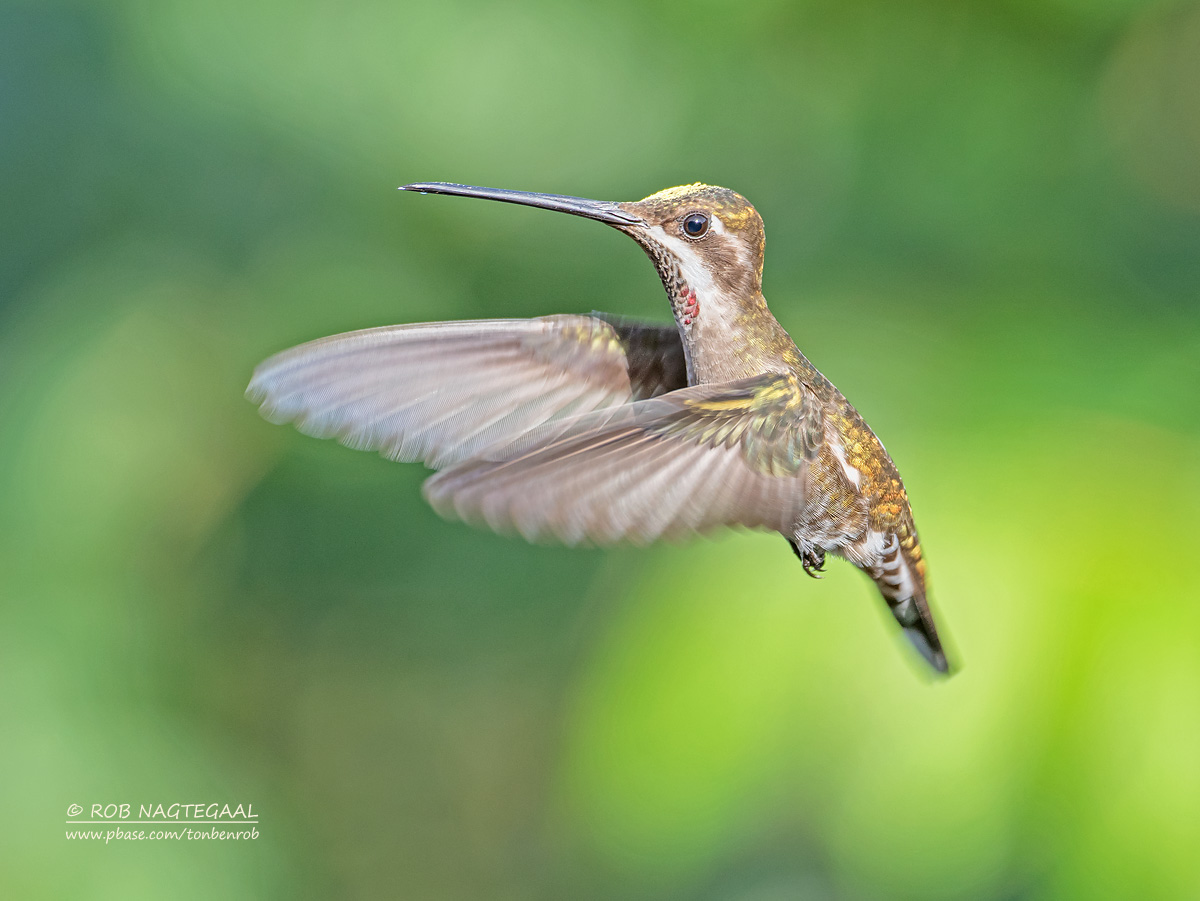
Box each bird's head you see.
[618,183,765,298]
[401,182,766,335]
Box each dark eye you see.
[683,213,709,238]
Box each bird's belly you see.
[790,454,870,552]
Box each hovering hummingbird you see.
[248,182,950,673]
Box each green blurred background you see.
[3,0,1199,897]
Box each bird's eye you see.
[682,213,709,238]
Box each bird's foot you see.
[789,539,826,579]
[802,547,826,578]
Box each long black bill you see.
[400,182,643,226]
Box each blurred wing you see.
[590,313,689,398]
[424,373,823,545]
[247,315,686,468]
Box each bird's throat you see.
[683,290,798,384]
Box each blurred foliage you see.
[2,0,1199,898]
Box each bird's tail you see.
[792,534,950,673]
[884,588,949,674]
[869,536,949,674]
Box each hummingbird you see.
[248,182,950,673]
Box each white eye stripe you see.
[679,213,727,238]
[650,228,718,297]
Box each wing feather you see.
[424,374,819,545]
[247,315,686,468]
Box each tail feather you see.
[888,592,949,674]
[787,532,952,674]
[872,532,951,674]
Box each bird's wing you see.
[246,315,687,469]
[588,313,689,398]
[424,372,823,545]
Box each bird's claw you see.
[802,546,826,578]
[789,538,826,578]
